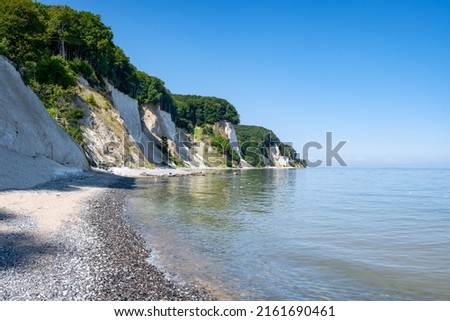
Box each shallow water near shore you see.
[126,168,450,300]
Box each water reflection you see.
[127,168,450,300]
[128,169,300,298]
[134,169,298,232]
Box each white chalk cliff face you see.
[76,82,153,168]
[141,104,177,141]
[78,83,191,168]
[269,145,290,167]
[0,56,88,189]
[0,54,294,179]
[141,104,202,167]
[224,122,241,156]
[107,83,143,144]
[0,56,88,169]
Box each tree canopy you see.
[0,0,138,94]
[0,0,245,148]
[235,125,299,167]
[0,0,240,130]
[136,71,177,119]
[0,0,47,64]
[173,95,240,132]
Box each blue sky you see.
[39,0,450,167]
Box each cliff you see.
[0,54,302,190]
[234,124,304,168]
[0,2,305,180]
[0,56,88,190]
[75,81,154,168]
[75,82,299,170]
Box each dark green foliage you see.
[69,58,92,78]
[67,107,84,121]
[210,132,229,151]
[210,132,239,167]
[279,142,297,160]
[29,81,84,144]
[173,95,240,132]
[108,46,139,96]
[46,5,80,60]
[0,0,48,65]
[30,82,75,115]
[86,93,97,107]
[0,38,9,56]
[0,0,245,153]
[194,126,240,167]
[36,55,77,88]
[62,9,115,76]
[0,1,137,95]
[235,125,281,147]
[64,125,83,144]
[0,0,139,145]
[235,125,299,167]
[46,6,138,94]
[160,136,184,166]
[136,72,176,117]
[69,58,99,86]
[161,136,169,157]
[239,141,265,167]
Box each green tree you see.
[107,46,139,95]
[69,57,99,86]
[235,125,300,166]
[172,95,240,132]
[137,71,177,117]
[0,0,47,64]
[75,11,114,75]
[35,55,76,88]
[47,5,79,60]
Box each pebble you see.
[0,175,214,301]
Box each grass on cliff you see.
[29,78,84,145]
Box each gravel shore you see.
[0,173,214,301]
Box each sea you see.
[126,168,450,300]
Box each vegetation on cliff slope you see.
[235,125,305,167]
[0,0,240,138]
[173,95,240,133]
[0,0,303,167]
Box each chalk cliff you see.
[0,52,302,190]
[0,56,88,189]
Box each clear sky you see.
[39,0,450,167]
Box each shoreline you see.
[98,165,303,179]
[0,171,214,301]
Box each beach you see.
[0,171,213,301]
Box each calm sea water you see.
[126,168,450,300]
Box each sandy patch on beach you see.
[0,187,101,241]
[1,174,214,301]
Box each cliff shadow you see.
[1,170,136,193]
[0,211,16,222]
[0,210,57,270]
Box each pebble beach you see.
[0,172,213,301]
